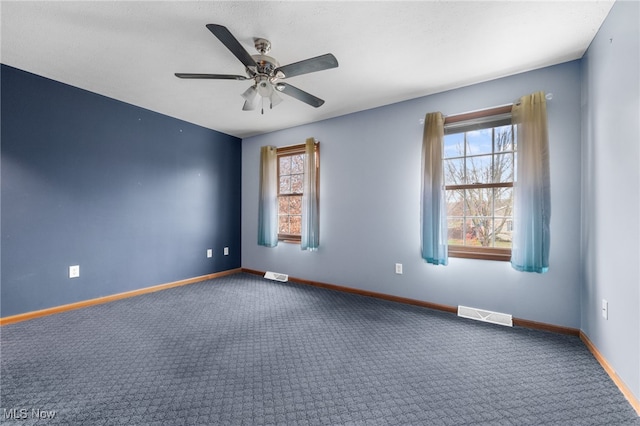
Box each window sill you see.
[448,246,511,262]
[278,236,301,244]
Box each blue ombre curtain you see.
[421,112,448,265]
[258,145,278,247]
[511,92,551,273]
[301,138,319,251]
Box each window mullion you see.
[491,127,495,248]
[446,182,512,191]
[462,132,467,247]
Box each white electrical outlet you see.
[207,249,213,258]
[602,299,608,320]
[224,247,229,256]
[69,265,80,278]
[395,263,403,274]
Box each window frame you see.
[443,105,515,262]
[276,143,320,243]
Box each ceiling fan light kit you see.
[175,24,338,114]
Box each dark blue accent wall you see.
[1,64,242,317]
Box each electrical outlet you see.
[602,299,608,320]
[395,263,403,274]
[69,265,80,278]
[224,247,229,256]
[206,249,213,258]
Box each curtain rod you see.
[419,93,553,124]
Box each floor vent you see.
[457,305,513,327]
[264,271,288,282]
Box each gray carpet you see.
[1,272,638,425]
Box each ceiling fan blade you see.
[274,53,338,79]
[206,24,257,70]
[175,73,249,80]
[277,83,325,108]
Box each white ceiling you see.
[1,1,614,139]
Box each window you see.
[277,144,318,242]
[443,105,515,261]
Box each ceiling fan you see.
[175,24,339,114]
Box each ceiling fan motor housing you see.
[250,54,279,77]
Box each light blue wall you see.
[242,60,583,329]
[581,0,640,401]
